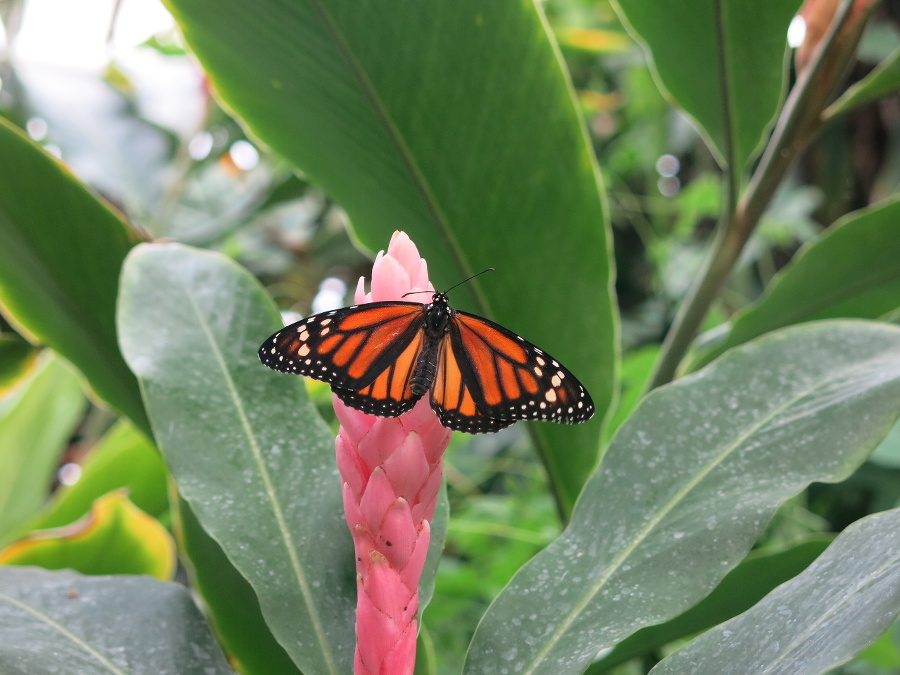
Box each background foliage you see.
[0,0,898,673]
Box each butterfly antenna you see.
[402,268,495,298]
[443,268,495,294]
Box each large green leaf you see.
[689,196,900,372]
[174,495,301,675]
[0,566,231,674]
[651,507,900,675]
[0,353,84,545]
[118,243,355,674]
[162,0,615,514]
[612,0,801,174]
[588,538,831,672]
[465,321,900,674]
[0,118,148,433]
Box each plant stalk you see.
[646,0,863,391]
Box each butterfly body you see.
[409,294,452,397]
[259,291,594,434]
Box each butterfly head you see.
[423,291,454,336]
[402,268,495,306]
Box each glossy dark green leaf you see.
[0,117,148,433]
[651,507,900,675]
[0,333,38,395]
[0,566,231,674]
[162,0,615,514]
[118,242,355,674]
[465,321,900,674]
[0,354,84,545]
[588,538,831,672]
[612,0,801,173]
[827,47,900,119]
[689,196,900,372]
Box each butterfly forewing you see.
[258,302,426,391]
[448,312,594,425]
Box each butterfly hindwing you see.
[331,328,426,416]
[258,301,426,392]
[444,311,594,426]
[430,336,516,433]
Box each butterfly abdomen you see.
[410,296,453,397]
[410,339,440,397]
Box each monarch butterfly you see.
[258,273,594,433]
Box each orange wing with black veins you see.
[259,302,426,417]
[432,312,593,431]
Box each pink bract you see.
[355,231,433,304]
[334,231,451,675]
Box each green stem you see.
[647,0,860,391]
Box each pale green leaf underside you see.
[0,567,231,674]
[118,243,355,674]
[465,321,900,674]
[651,507,900,675]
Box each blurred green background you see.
[1,1,898,673]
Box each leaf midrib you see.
[0,591,127,674]
[714,0,738,178]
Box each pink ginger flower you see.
[333,231,452,675]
